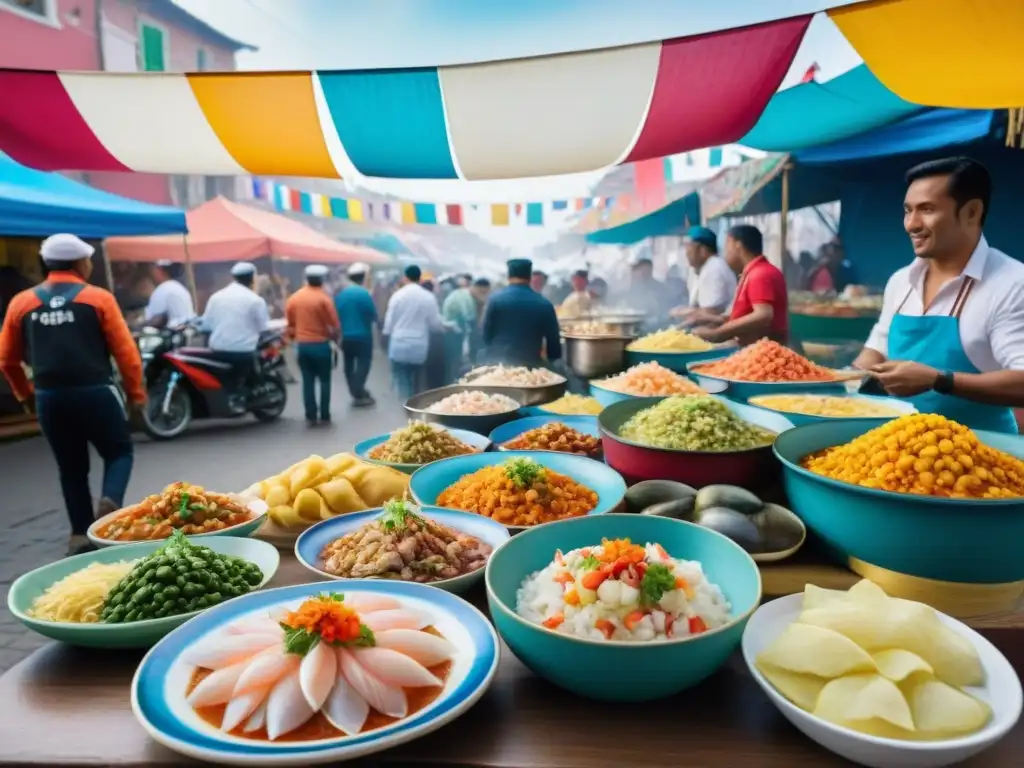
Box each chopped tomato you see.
[653,543,669,560]
[664,614,675,637]
[635,561,648,578]
[581,569,608,590]
[688,616,707,635]
[564,590,580,606]
[581,548,591,557]
[553,571,575,584]
[623,609,646,631]
[595,618,616,639]
[543,613,565,629]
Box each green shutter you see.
[141,25,165,72]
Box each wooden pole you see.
[181,235,198,309]
[101,245,115,293]
[779,164,791,264]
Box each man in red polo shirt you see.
[693,225,789,345]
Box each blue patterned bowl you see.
[294,505,510,593]
[775,421,1024,583]
[354,427,492,474]
[409,450,626,533]
[486,513,761,701]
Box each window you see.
[196,47,208,71]
[0,0,57,25]
[138,22,167,72]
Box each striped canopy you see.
[1,0,1022,181]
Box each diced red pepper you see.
[581,569,608,591]
[623,609,646,631]
[543,613,565,629]
[595,618,616,639]
[689,616,707,635]
[635,561,648,578]
[665,614,675,637]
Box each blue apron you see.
[887,277,1019,434]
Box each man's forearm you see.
[949,370,1024,407]
[854,347,885,370]
[706,312,769,342]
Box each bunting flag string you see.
[252,178,635,228]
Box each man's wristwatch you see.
[933,371,956,395]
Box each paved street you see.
[0,352,403,673]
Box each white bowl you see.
[88,497,268,548]
[742,594,1022,768]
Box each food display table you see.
[1,555,1021,768]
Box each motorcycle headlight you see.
[138,336,163,353]
[171,333,183,346]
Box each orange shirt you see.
[285,285,340,344]
[0,272,145,403]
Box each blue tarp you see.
[0,152,186,237]
[741,65,924,152]
[585,193,700,245]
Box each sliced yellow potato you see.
[292,487,323,521]
[815,674,915,732]
[755,662,828,711]
[317,476,364,515]
[289,456,327,497]
[801,584,849,611]
[757,623,877,678]
[902,677,992,736]
[325,452,359,476]
[872,649,934,683]
[264,485,292,508]
[268,504,305,528]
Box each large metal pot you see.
[562,334,634,379]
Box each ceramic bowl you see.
[589,376,728,409]
[8,537,279,648]
[354,426,492,474]
[132,580,500,765]
[742,594,1022,768]
[404,386,524,435]
[775,421,1024,584]
[747,393,917,427]
[624,345,734,372]
[88,497,268,548]
[408,450,626,533]
[488,414,601,456]
[686,361,854,402]
[599,395,794,486]
[294,506,510,593]
[486,513,762,701]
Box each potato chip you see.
[802,584,848,611]
[848,579,889,608]
[871,649,934,683]
[757,623,877,678]
[815,674,915,732]
[799,602,890,650]
[902,678,992,736]
[755,662,827,711]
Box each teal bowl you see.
[354,426,492,474]
[686,362,851,403]
[590,376,727,408]
[775,421,1024,583]
[746,393,917,427]
[408,450,626,533]
[624,345,733,372]
[488,414,600,452]
[8,537,280,648]
[485,513,762,701]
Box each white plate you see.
[88,496,268,548]
[742,594,1022,768]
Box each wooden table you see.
[1,557,1021,768]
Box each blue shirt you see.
[481,283,562,365]
[334,285,378,339]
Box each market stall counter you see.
[1,553,1021,768]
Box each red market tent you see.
[104,196,389,265]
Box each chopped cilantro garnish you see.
[640,563,676,607]
[579,555,599,571]
[177,491,191,520]
[379,499,425,532]
[281,624,319,657]
[505,458,545,488]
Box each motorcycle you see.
[135,323,288,440]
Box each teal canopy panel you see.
[585,193,700,245]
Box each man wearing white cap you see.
[144,260,194,329]
[200,262,270,412]
[333,262,378,407]
[0,234,144,555]
[286,265,340,426]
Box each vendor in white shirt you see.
[854,157,1024,434]
[671,226,737,324]
[144,260,194,328]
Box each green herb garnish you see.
[640,563,677,607]
[579,555,600,571]
[177,491,191,520]
[282,625,320,656]
[505,458,545,488]
[379,498,425,532]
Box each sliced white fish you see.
[375,629,456,667]
[338,647,407,719]
[362,609,429,633]
[350,647,440,688]
[343,594,402,613]
[222,686,269,733]
[186,660,249,708]
[265,669,316,741]
[299,639,338,711]
[243,699,267,733]
[227,615,281,635]
[323,654,370,736]
[234,645,298,695]
[267,606,290,622]
[183,633,280,670]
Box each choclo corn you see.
[802,414,1024,499]
[750,394,903,419]
[540,394,603,415]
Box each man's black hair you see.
[404,264,422,283]
[235,273,255,287]
[307,275,324,288]
[472,277,491,288]
[349,271,365,285]
[727,224,763,256]
[905,156,991,227]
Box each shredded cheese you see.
[27,561,136,623]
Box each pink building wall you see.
[0,0,100,70]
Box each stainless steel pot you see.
[562,334,634,379]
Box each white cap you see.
[305,264,329,278]
[40,234,95,263]
[231,262,256,277]
[155,259,174,268]
[347,262,369,276]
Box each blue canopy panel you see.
[796,109,996,165]
[740,65,924,152]
[585,193,700,245]
[0,152,186,238]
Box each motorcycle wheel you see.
[251,375,287,422]
[142,376,193,440]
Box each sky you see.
[172,0,866,247]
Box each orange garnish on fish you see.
[280,594,373,651]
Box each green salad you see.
[618,395,776,452]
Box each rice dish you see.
[459,365,564,387]
[516,538,731,642]
[426,391,519,415]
